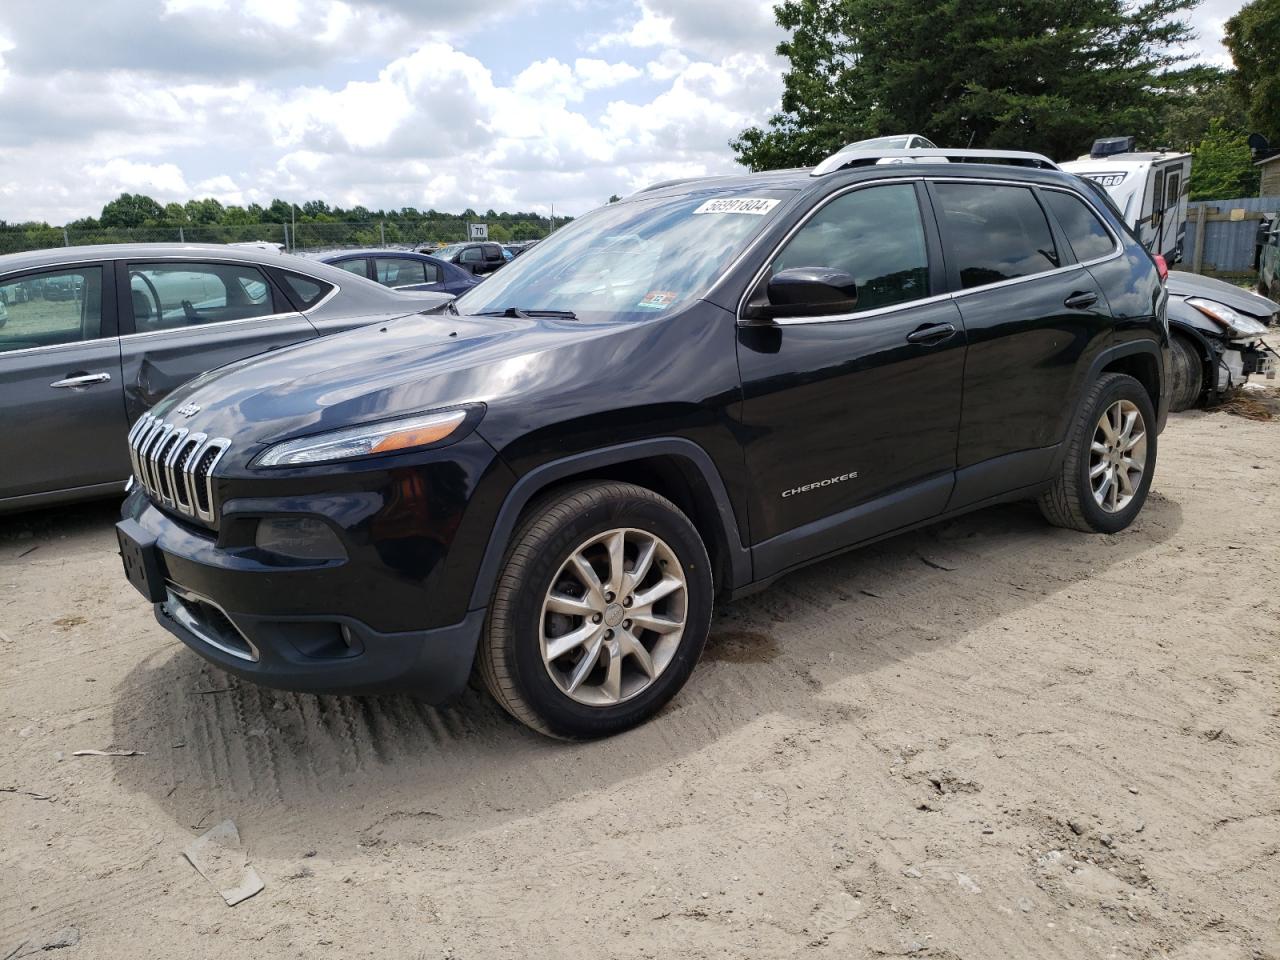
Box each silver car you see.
[0,243,451,512]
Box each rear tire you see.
[478,482,713,739]
[1167,333,1204,412]
[1038,373,1156,534]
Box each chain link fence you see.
[0,218,564,256]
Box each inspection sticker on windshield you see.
[638,290,679,310]
[692,197,779,216]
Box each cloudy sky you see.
[0,0,1245,225]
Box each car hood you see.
[1166,271,1277,320]
[149,309,616,460]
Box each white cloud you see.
[574,57,641,90]
[85,158,191,196]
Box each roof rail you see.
[812,147,1060,177]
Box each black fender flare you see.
[466,438,752,613]
[1051,339,1166,470]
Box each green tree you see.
[1156,65,1249,151]
[100,193,164,228]
[1189,118,1262,199]
[732,0,1196,170]
[1224,0,1280,142]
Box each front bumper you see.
[119,497,484,700]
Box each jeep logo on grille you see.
[176,402,201,418]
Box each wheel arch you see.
[467,439,752,612]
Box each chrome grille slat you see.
[127,414,230,523]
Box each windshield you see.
[434,244,465,259]
[453,191,793,321]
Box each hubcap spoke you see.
[605,530,626,597]
[630,611,683,634]
[546,592,598,618]
[546,621,602,662]
[633,575,683,610]
[566,635,605,694]
[600,644,623,702]
[570,553,606,607]
[623,537,657,596]
[621,630,656,679]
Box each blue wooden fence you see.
[1184,196,1280,276]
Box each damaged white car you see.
[1166,271,1279,411]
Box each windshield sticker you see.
[692,197,780,216]
[637,290,679,310]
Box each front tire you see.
[1167,333,1204,412]
[1038,373,1157,534]
[478,482,713,739]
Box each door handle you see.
[50,372,112,389]
[905,322,956,345]
[1064,291,1099,310]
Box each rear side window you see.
[375,257,430,287]
[336,259,368,277]
[0,267,103,353]
[771,183,930,311]
[1043,190,1117,263]
[276,271,334,310]
[127,262,274,332]
[932,183,1059,289]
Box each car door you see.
[116,258,319,422]
[927,180,1114,507]
[736,181,966,578]
[457,245,485,275]
[0,262,128,501]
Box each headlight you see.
[256,407,475,467]
[1186,297,1270,339]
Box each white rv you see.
[1061,137,1192,263]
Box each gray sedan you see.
[0,243,451,512]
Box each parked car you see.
[118,147,1169,739]
[0,243,451,512]
[1165,270,1279,411]
[427,241,508,276]
[312,249,482,297]
[503,241,540,258]
[1257,214,1278,300]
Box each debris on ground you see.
[4,925,80,958]
[182,820,264,907]
[918,555,958,571]
[71,750,145,758]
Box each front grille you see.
[127,413,230,522]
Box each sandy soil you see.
[2,405,1278,960]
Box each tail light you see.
[1153,254,1168,283]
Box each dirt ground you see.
[2,403,1278,960]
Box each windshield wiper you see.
[473,306,578,320]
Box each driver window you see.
[0,267,103,354]
[127,262,275,332]
[772,184,930,312]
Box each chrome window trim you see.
[118,310,304,340]
[0,336,118,358]
[735,175,1125,327]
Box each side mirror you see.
[743,266,858,323]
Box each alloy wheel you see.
[540,527,687,706]
[1089,399,1147,513]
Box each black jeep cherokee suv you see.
[118,148,1170,739]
